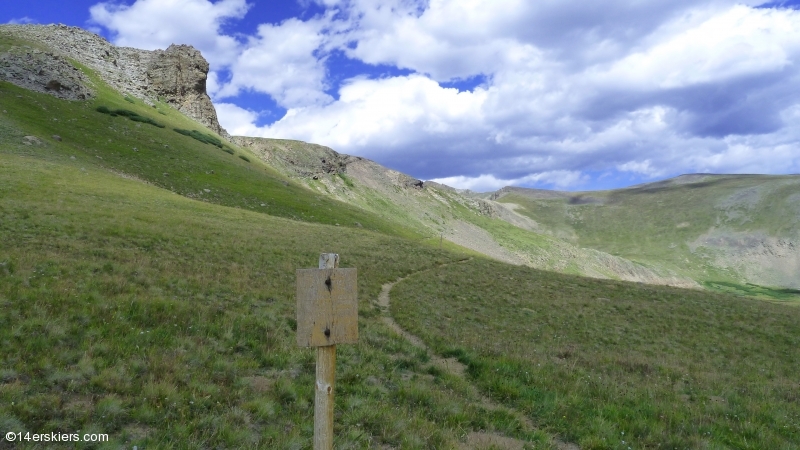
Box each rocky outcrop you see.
[0,24,228,138]
[490,185,572,200]
[233,136,433,192]
[403,178,424,190]
[0,46,94,100]
[422,181,457,192]
[145,44,228,138]
[691,230,800,289]
[232,136,358,178]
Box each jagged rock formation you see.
[0,24,228,138]
[145,44,228,139]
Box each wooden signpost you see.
[296,253,358,450]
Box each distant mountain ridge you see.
[490,174,800,290]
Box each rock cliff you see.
[145,44,228,139]
[0,24,228,138]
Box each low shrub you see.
[95,106,165,128]
[238,155,250,162]
[113,109,137,118]
[173,129,224,148]
[129,115,166,128]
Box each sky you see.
[4,0,800,192]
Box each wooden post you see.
[315,254,336,450]
[296,253,358,450]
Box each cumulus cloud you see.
[214,102,261,136]
[591,6,800,89]
[216,17,334,108]
[264,75,487,148]
[90,0,800,190]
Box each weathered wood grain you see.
[296,267,358,347]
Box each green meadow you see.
[392,258,800,449]
[1,150,552,448]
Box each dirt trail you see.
[375,262,579,450]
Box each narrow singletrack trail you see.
[374,259,580,450]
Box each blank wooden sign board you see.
[296,253,358,450]
[296,267,358,347]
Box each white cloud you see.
[252,74,488,153]
[91,0,800,189]
[339,0,547,81]
[429,174,512,192]
[431,170,589,192]
[89,0,249,67]
[217,17,333,108]
[6,17,36,25]
[591,6,800,90]
[215,102,261,136]
[618,160,657,177]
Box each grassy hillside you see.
[497,176,800,296]
[1,153,557,448]
[0,55,535,447]
[233,137,700,287]
[0,46,414,239]
[392,258,800,449]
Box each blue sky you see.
[4,0,800,192]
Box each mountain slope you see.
[233,136,700,288]
[0,31,423,240]
[492,174,800,292]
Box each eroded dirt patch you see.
[458,432,527,450]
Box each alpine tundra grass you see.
[0,155,553,448]
[391,258,800,449]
